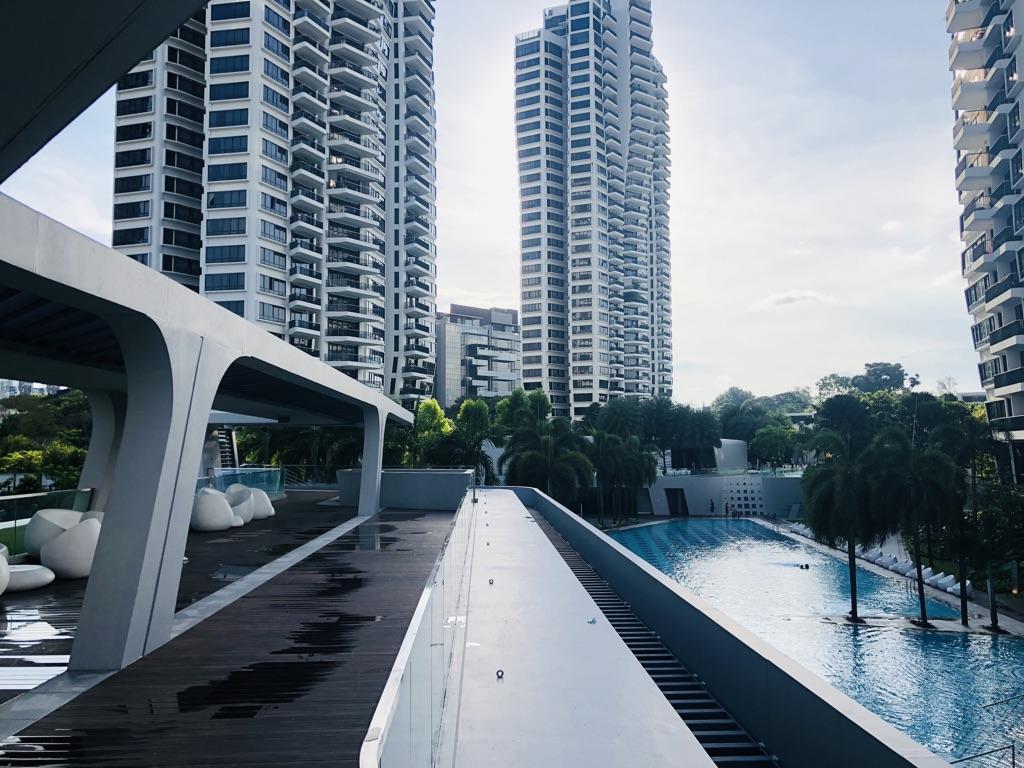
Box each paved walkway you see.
[0,509,453,767]
[452,490,714,768]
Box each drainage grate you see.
[532,513,781,767]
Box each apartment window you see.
[112,227,150,246]
[211,28,250,47]
[263,59,289,87]
[262,84,289,113]
[165,150,203,174]
[210,2,250,21]
[260,165,288,190]
[116,96,153,116]
[206,245,246,263]
[262,111,289,139]
[115,122,152,142]
[258,274,286,296]
[205,273,245,291]
[163,227,202,250]
[207,189,247,209]
[167,46,205,74]
[264,7,290,34]
[166,98,204,124]
[164,202,202,224]
[174,25,206,49]
[260,192,287,216]
[117,71,153,91]
[167,72,204,99]
[207,217,246,236]
[208,162,248,181]
[261,138,288,164]
[113,201,150,220]
[161,254,200,276]
[210,81,249,101]
[260,219,287,243]
[114,174,151,193]
[260,247,286,269]
[210,54,249,74]
[216,300,245,317]
[263,33,290,63]
[259,302,286,323]
[114,148,151,168]
[209,108,248,128]
[165,175,203,199]
[208,135,248,155]
[165,124,203,149]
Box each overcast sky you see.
[1,0,976,405]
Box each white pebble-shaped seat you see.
[82,510,104,523]
[251,488,275,520]
[190,489,235,532]
[41,519,101,579]
[225,486,254,524]
[0,557,10,595]
[7,564,55,592]
[24,509,83,558]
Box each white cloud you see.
[751,290,836,311]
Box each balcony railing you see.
[994,366,1024,388]
[984,272,1021,302]
[288,318,321,332]
[289,264,323,281]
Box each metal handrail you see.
[950,743,1015,766]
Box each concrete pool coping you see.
[749,518,1024,637]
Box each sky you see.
[0,0,977,406]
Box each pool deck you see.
[0,503,454,766]
[452,489,715,768]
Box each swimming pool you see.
[610,519,1024,765]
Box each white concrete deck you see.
[452,489,714,768]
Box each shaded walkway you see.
[0,508,452,766]
[0,492,351,705]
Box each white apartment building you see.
[435,305,521,409]
[514,0,672,420]
[112,0,438,408]
[948,0,1024,466]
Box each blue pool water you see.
[610,519,1024,765]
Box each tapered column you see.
[78,390,127,511]
[70,320,234,672]
[358,406,387,517]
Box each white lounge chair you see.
[920,567,934,581]
[41,519,101,579]
[876,554,898,568]
[897,562,919,577]
[947,580,973,598]
[24,508,83,558]
[925,571,946,587]
[935,575,957,591]
[854,545,865,557]
[190,488,235,532]
[862,548,883,563]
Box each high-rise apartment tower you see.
[948,0,1024,468]
[112,0,438,408]
[514,0,672,419]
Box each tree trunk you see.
[597,484,605,527]
[912,524,930,628]
[846,529,860,623]
[987,569,1000,632]
[925,523,935,569]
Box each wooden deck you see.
[0,507,453,767]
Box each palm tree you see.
[685,407,722,470]
[588,430,624,526]
[803,429,882,623]
[499,417,593,506]
[932,408,994,626]
[868,427,960,628]
[619,435,657,521]
[600,397,641,439]
[641,397,680,474]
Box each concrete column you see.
[358,406,386,517]
[78,390,127,511]
[70,320,234,672]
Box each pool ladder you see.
[533,514,781,767]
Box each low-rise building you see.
[435,305,521,409]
